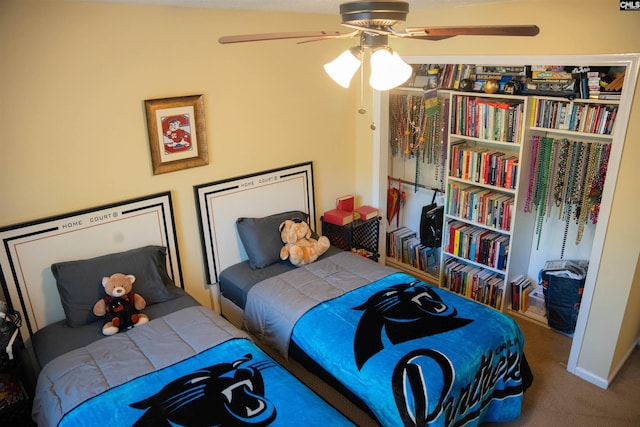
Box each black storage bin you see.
[540,260,587,336]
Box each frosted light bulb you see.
[324,49,361,88]
[369,50,412,91]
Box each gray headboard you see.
[194,162,315,285]
[0,192,182,340]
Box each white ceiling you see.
[79,0,509,15]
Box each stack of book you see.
[510,275,534,312]
[443,258,504,309]
[449,143,519,190]
[323,195,379,226]
[531,98,618,135]
[450,95,524,143]
[324,195,354,226]
[445,220,509,271]
[386,226,436,272]
[526,66,577,96]
[437,64,474,90]
[446,182,514,231]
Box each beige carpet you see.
[484,316,640,427]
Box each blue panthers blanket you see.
[59,337,354,427]
[292,272,531,427]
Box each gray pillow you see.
[51,245,177,327]
[236,211,309,269]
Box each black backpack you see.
[420,192,444,248]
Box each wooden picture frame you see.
[144,94,208,174]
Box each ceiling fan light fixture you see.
[369,48,412,91]
[324,48,362,88]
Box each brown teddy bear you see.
[93,273,149,335]
[279,219,330,266]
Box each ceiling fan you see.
[219,1,540,90]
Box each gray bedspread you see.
[32,306,248,427]
[243,251,397,357]
[31,286,199,369]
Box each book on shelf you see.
[336,195,354,212]
[443,258,504,309]
[521,283,534,312]
[510,275,534,312]
[386,226,417,260]
[598,92,621,100]
[323,209,353,226]
[403,236,421,266]
[354,205,379,221]
[510,275,525,311]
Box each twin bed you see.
[195,163,533,426]
[0,162,532,427]
[0,191,352,426]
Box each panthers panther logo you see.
[130,354,277,426]
[353,281,472,369]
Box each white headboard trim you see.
[0,192,182,339]
[194,162,315,285]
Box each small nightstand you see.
[322,216,381,261]
[1,321,32,425]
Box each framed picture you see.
[144,94,209,174]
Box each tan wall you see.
[1,0,639,385]
[0,0,356,308]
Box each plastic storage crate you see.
[322,217,380,261]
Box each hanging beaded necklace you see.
[526,134,612,256]
[576,143,600,244]
[553,138,570,209]
[533,137,553,249]
[588,143,611,224]
[389,95,404,156]
[389,92,447,191]
[574,142,591,226]
[545,140,560,219]
[559,140,578,258]
[558,138,573,221]
[524,135,540,213]
[438,97,450,191]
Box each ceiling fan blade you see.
[297,30,361,44]
[399,34,455,41]
[405,25,540,38]
[219,31,345,44]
